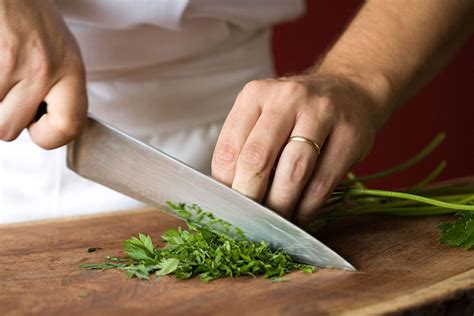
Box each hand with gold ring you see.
[287,136,321,156]
[212,74,392,227]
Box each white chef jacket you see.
[0,0,304,223]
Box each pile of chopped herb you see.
[81,203,315,282]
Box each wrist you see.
[311,62,397,130]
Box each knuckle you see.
[338,122,371,152]
[281,81,306,96]
[308,177,337,200]
[238,141,272,172]
[243,80,264,93]
[263,103,288,120]
[317,96,334,111]
[339,122,359,138]
[315,96,336,120]
[281,153,312,185]
[212,142,239,167]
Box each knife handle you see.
[32,101,48,123]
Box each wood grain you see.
[0,209,473,316]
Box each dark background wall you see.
[272,0,474,189]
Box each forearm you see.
[313,0,474,127]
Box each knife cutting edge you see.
[67,115,356,271]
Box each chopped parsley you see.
[81,202,315,282]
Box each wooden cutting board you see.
[0,209,473,316]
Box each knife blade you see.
[67,115,355,271]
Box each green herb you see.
[81,203,315,282]
[438,212,474,250]
[80,263,123,270]
[155,258,180,276]
[340,132,446,185]
[312,132,474,251]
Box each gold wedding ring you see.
[287,136,321,155]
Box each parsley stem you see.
[407,182,474,196]
[345,189,474,211]
[457,195,474,205]
[346,192,469,205]
[346,172,367,189]
[357,205,452,215]
[414,160,447,188]
[382,209,455,216]
[341,133,446,184]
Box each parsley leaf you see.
[82,203,315,282]
[438,212,474,250]
[123,234,155,263]
[155,258,180,276]
[80,263,123,270]
[119,264,151,280]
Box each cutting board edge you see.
[339,268,474,316]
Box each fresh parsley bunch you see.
[82,203,315,282]
[311,132,474,250]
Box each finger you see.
[231,103,295,202]
[0,79,49,141]
[28,74,87,149]
[265,111,332,219]
[293,127,361,227]
[212,81,263,186]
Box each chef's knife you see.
[67,115,355,271]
